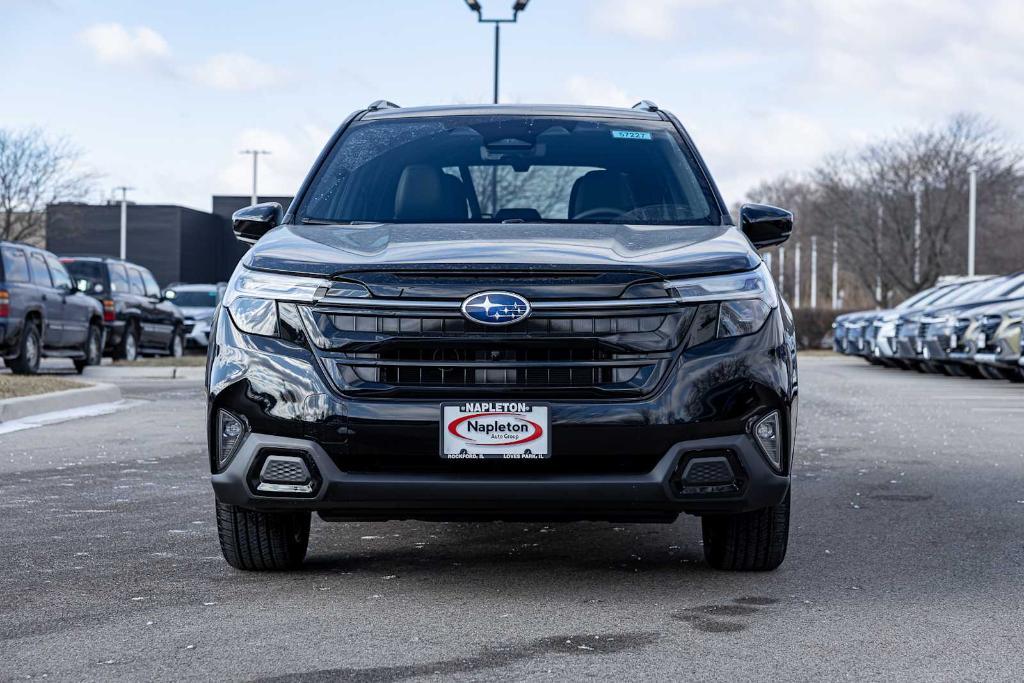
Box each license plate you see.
[950,334,957,349]
[978,333,987,349]
[441,402,550,459]
[915,339,923,353]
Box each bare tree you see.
[0,128,94,243]
[746,114,1024,308]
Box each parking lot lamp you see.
[913,181,923,286]
[463,1,530,104]
[240,149,272,206]
[831,226,839,310]
[793,241,802,308]
[810,236,818,308]
[113,186,133,259]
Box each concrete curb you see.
[0,382,123,423]
[84,366,205,381]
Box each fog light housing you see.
[753,411,782,471]
[217,410,246,468]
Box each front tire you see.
[169,327,184,358]
[9,323,41,375]
[702,491,790,571]
[215,501,310,571]
[115,323,139,362]
[73,324,103,374]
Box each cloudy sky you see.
[3,0,1023,211]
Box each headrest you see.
[569,170,635,219]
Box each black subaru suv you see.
[61,256,186,360]
[0,241,104,374]
[207,102,797,572]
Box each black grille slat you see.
[361,346,645,388]
[325,312,670,337]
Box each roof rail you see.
[366,100,401,112]
[631,100,659,112]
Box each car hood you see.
[954,297,1024,319]
[243,222,760,280]
[923,294,1024,319]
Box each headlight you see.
[223,267,367,338]
[665,264,777,340]
[223,268,332,307]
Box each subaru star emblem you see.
[461,291,532,326]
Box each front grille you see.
[300,289,694,398]
[979,315,1002,351]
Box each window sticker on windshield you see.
[611,130,652,141]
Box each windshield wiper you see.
[300,217,385,226]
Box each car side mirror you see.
[740,203,793,249]
[233,202,283,245]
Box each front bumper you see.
[211,431,790,520]
[185,320,211,348]
[975,324,1022,369]
[206,304,797,520]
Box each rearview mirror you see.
[233,202,283,244]
[740,203,793,250]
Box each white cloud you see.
[688,109,836,205]
[79,22,288,93]
[565,75,634,108]
[787,0,1024,118]
[79,23,169,65]
[590,0,723,40]
[191,53,288,92]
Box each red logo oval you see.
[447,412,544,446]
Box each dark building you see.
[46,195,293,286]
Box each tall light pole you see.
[113,186,134,259]
[913,181,923,286]
[875,204,883,305]
[464,0,530,104]
[793,241,801,308]
[831,226,839,310]
[967,164,978,277]
[810,236,818,308]
[239,149,271,206]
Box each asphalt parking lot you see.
[2,354,1023,681]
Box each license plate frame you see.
[440,402,550,460]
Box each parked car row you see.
[0,239,223,375]
[833,271,1024,381]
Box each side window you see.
[141,270,161,298]
[46,256,72,290]
[109,264,130,292]
[2,248,30,283]
[28,253,52,286]
[127,268,146,295]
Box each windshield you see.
[897,287,939,309]
[941,278,1001,305]
[165,288,219,307]
[299,115,720,226]
[62,259,108,294]
[993,272,1024,297]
